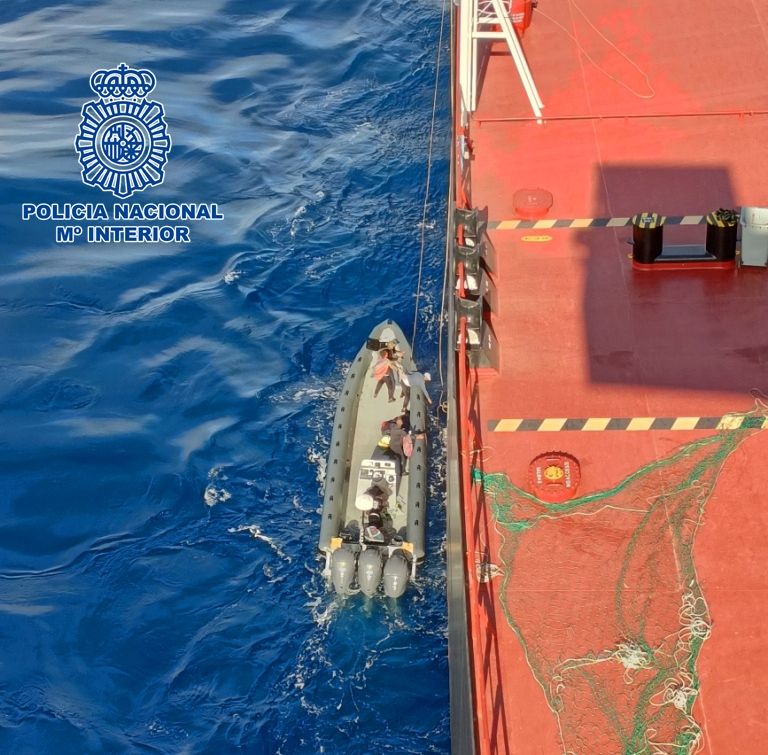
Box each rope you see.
[536,0,655,100]
[435,26,455,410]
[411,0,448,360]
[436,0,459,415]
[436,142,453,403]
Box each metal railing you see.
[450,6,510,752]
[455,266,510,755]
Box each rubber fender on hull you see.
[357,548,383,597]
[331,548,356,595]
[382,553,409,598]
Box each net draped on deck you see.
[474,408,765,754]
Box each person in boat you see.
[367,471,392,507]
[356,473,392,544]
[355,484,390,513]
[372,348,396,401]
[401,370,432,412]
[381,415,425,476]
[372,342,405,402]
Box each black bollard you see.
[632,212,665,264]
[705,209,738,261]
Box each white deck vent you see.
[740,206,768,267]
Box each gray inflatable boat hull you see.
[318,319,428,596]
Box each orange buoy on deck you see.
[529,451,580,502]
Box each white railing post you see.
[459,0,474,119]
[489,0,543,119]
[459,0,544,121]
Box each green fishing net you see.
[473,414,764,754]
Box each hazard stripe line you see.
[488,215,706,230]
[488,415,768,432]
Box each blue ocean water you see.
[0,1,450,753]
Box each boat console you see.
[354,458,396,544]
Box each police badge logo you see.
[75,63,171,198]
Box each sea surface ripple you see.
[0,0,450,752]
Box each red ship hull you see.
[446,2,768,753]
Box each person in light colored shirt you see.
[401,370,432,412]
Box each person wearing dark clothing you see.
[382,339,403,361]
[386,418,408,475]
[384,415,425,476]
[367,474,392,506]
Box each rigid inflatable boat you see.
[318,320,428,598]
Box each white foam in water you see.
[204,485,232,506]
[229,524,292,563]
[304,591,339,629]
[223,269,242,284]
[289,201,320,239]
[204,466,232,506]
[262,562,286,585]
[299,369,346,491]
[307,447,327,486]
[291,385,337,402]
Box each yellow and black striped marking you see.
[705,211,738,228]
[487,215,706,231]
[632,212,665,228]
[489,415,768,432]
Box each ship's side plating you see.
[444,2,476,751]
[447,0,768,753]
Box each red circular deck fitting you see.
[513,188,553,219]
[529,451,581,503]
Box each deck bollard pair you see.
[632,209,738,267]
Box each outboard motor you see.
[383,552,409,598]
[331,548,356,595]
[357,547,383,597]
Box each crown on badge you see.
[89,63,156,99]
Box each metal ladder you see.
[458,0,543,121]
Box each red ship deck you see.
[452,2,768,753]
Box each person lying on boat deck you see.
[381,340,405,385]
[401,370,432,412]
[372,347,403,402]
